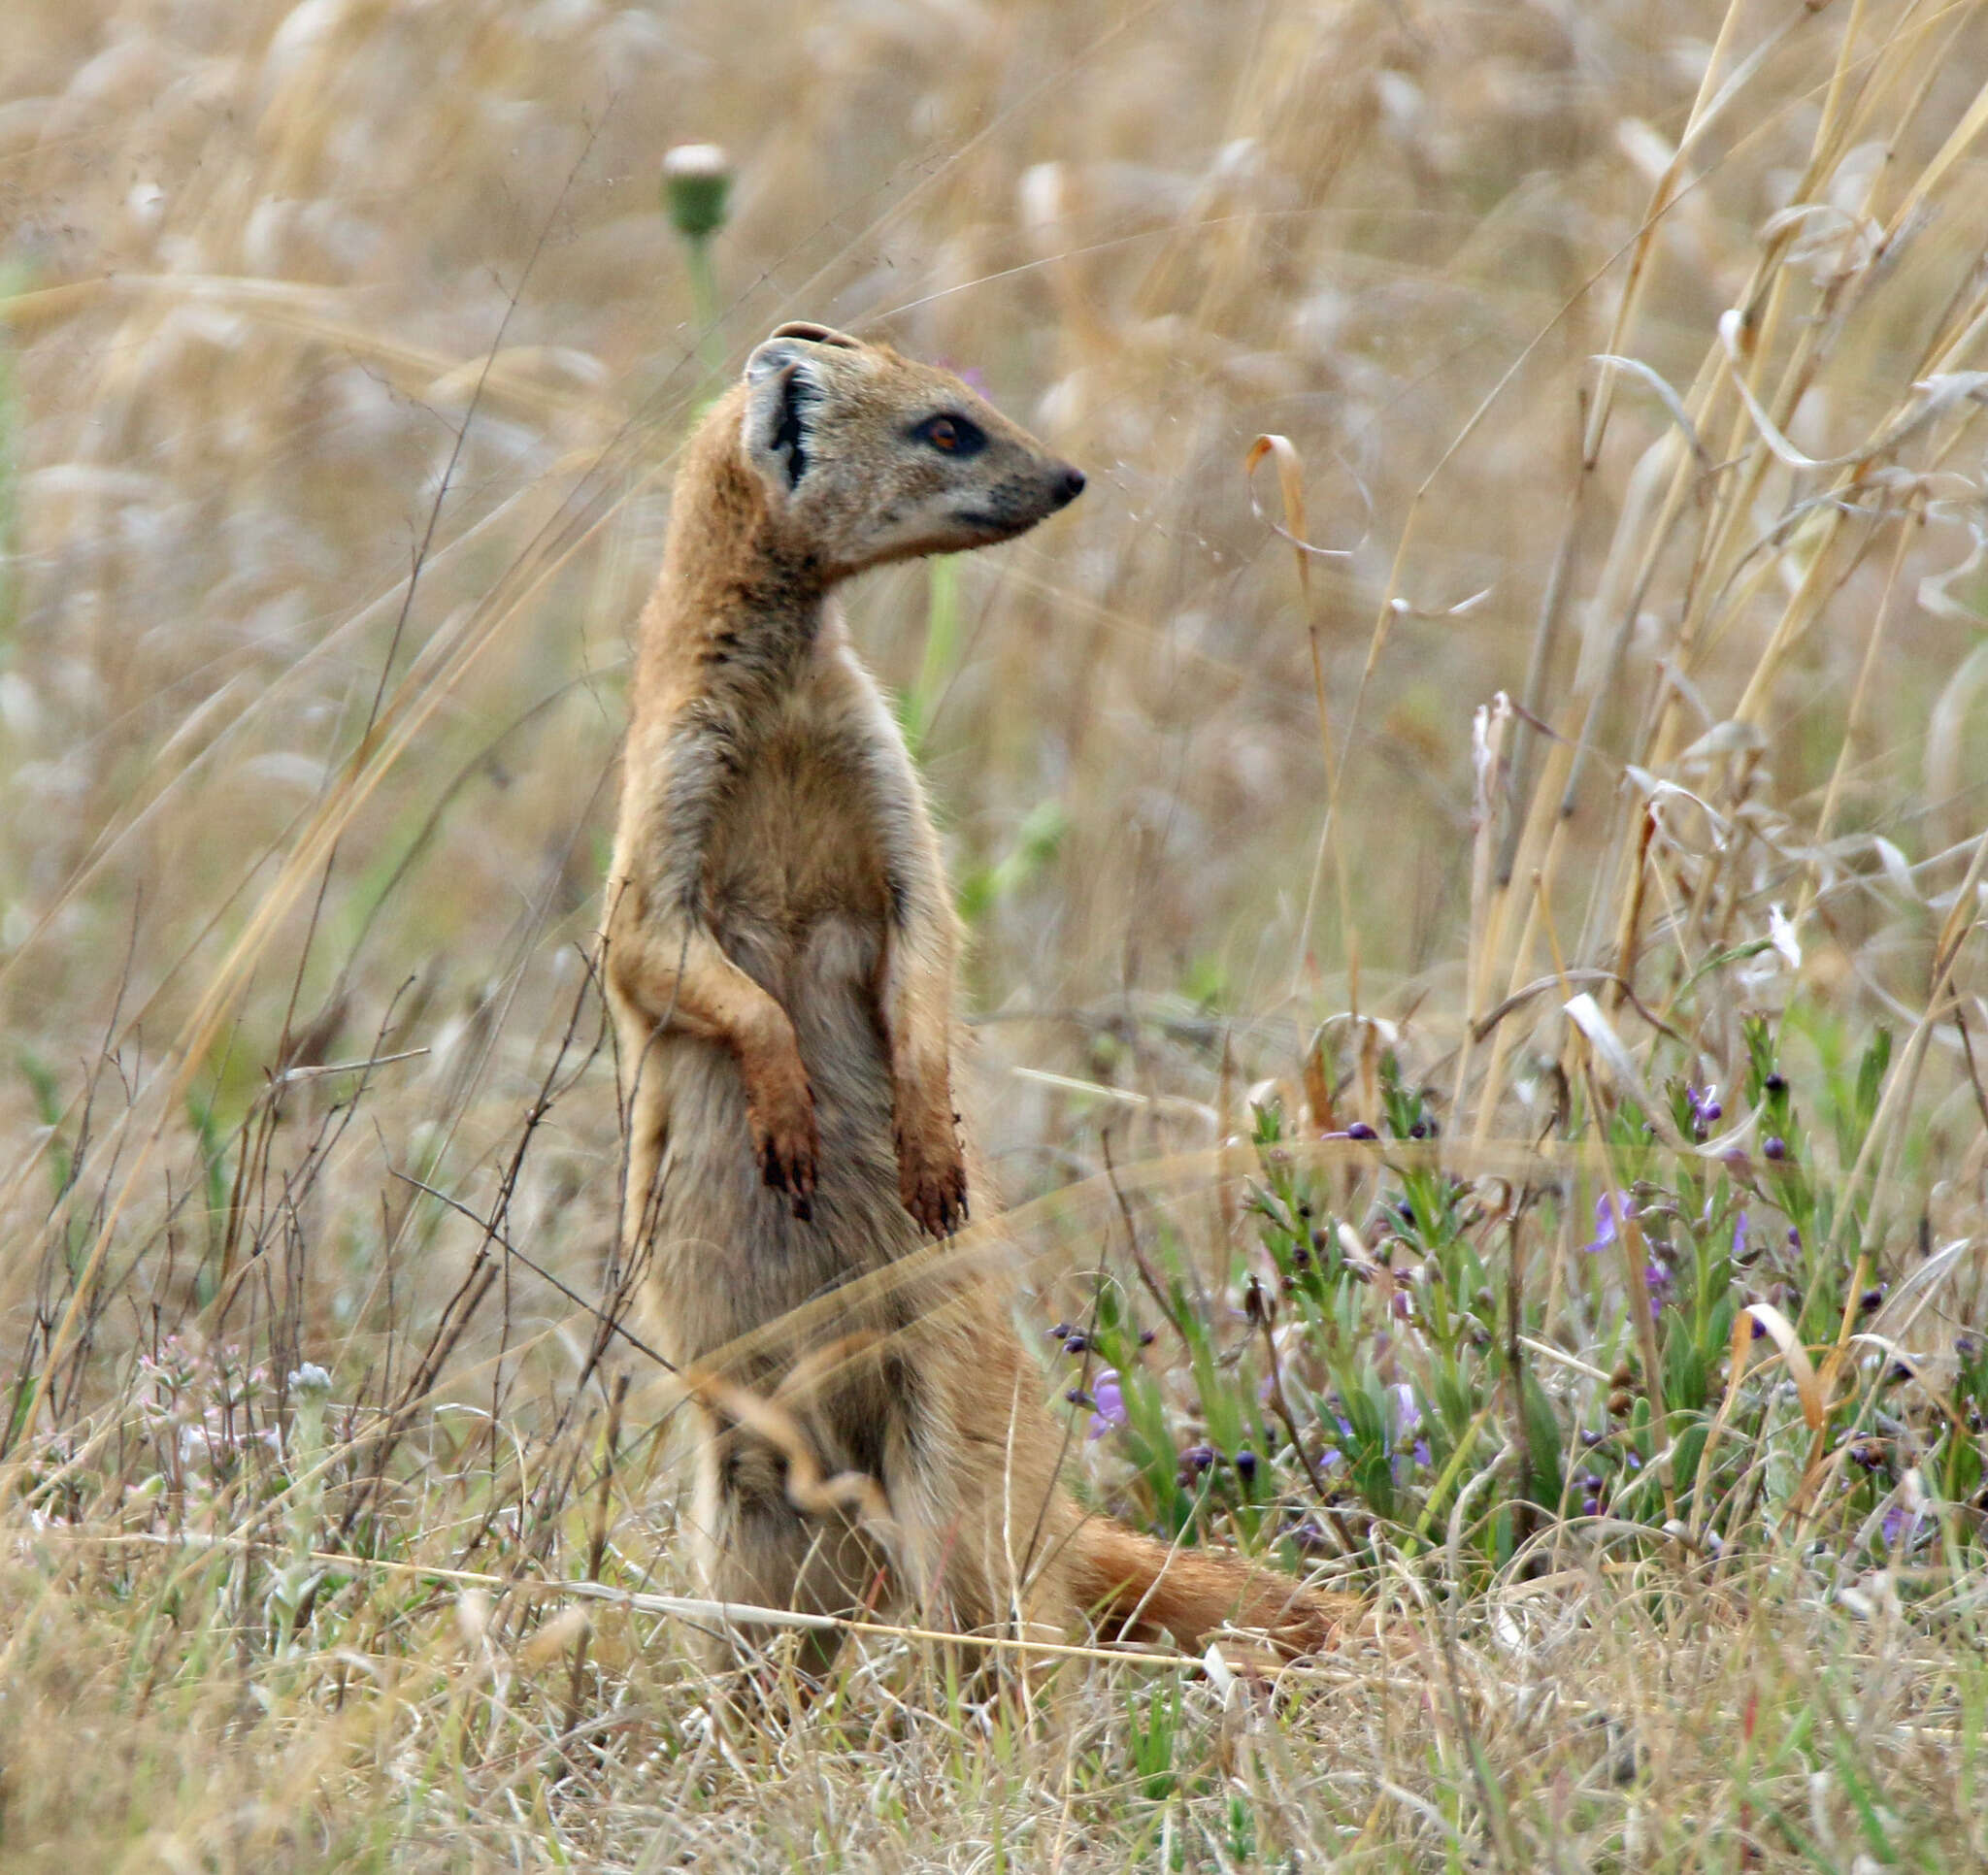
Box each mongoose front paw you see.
[896,1128,968,1237]
[748,1081,819,1221]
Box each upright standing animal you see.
[605,321,1336,1674]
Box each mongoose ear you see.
[743,338,811,388]
[740,325,862,503]
[741,351,822,498]
[742,323,860,388]
[765,320,862,351]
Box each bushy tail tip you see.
[1066,1517,1345,1659]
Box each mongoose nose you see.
[1050,466,1086,509]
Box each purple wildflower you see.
[1384,1385,1430,1472]
[1316,1412,1352,1475]
[1686,1084,1722,1135]
[1880,1500,1921,1552]
[1388,1383,1421,1439]
[1086,1367,1126,1441]
[1234,1448,1258,1483]
[1583,1192,1636,1255]
[1763,1136,1787,1162]
[1731,1211,1749,1258]
[1345,1122,1379,1142]
[1316,1447,1344,1474]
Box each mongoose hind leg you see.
[876,1315,1081,1653]
[688,1411,887,1684]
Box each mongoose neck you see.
[648,409,832,700]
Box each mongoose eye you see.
[911,413,985,457]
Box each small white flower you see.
[287,1364,332,1403]
[1769,904,1803,970]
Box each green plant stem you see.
[682,235,724,383]
[905,554,959,757]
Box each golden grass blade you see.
[1243,434,1314,601]
[1739,1302,1827,1432]
[1246,433,1359,1008]
[1564,992,1686,1151]
[1688,1306,1773,1538]
[1882,71,1988,238]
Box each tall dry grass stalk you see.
[3,0,1988,1866]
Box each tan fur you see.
[605,322,1340,1673]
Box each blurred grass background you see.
[6,0,1988,1868]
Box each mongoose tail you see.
[1067,1519,1348,1659]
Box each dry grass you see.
[5,0,1988,1867]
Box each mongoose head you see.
[737,321,1084,577]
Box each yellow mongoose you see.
[605,321,1337,1670]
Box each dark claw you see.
[895,1119,968,1237]
[922,1179,968,1238]
[759,1138,816,1219]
